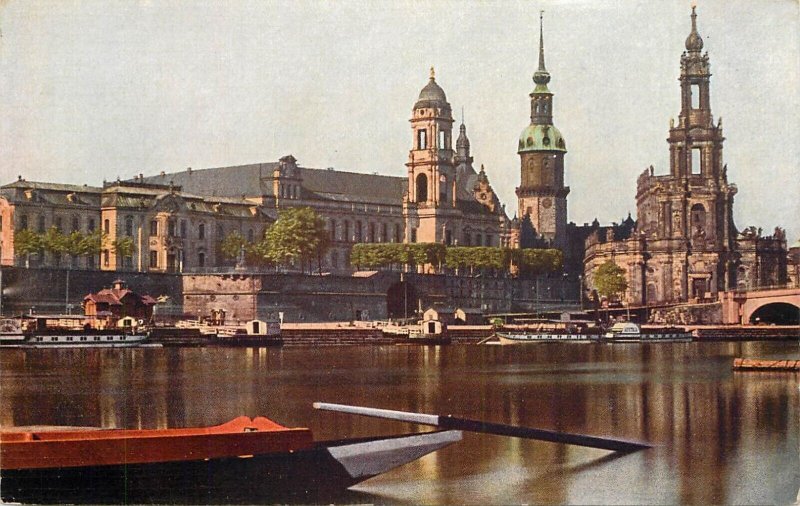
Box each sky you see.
[1,0,798,242]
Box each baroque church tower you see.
[633,6,738,300]
[515,12,569,250]
[403,68,459,245]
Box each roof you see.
[2,180,102,193]
[83,287,156,307]
[415,77,449,110]
[518,124,567,153]
[135,163,406,206]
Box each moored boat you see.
[0,413,461,504]
[491,321,603,345]
[4,315,152,348]
[603,321,693,342]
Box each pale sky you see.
[1,0,798,241]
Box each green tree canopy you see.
[592,260,628,300]
[112,236,135,259]
[261,207,330,271]
[220,231,248,261]
[13,229,45,259]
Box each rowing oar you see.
[314,402,651,453]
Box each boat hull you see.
[0,431,461,504]
[495,332,598,345]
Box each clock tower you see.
[516,12,569,249]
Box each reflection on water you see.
[2,341,798,504]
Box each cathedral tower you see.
[515,12,569,249]
[403,68,458,244]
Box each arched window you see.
[37,215,45,232]
[416,173,428,202]
[330,219,337,242]
[344,221,351,242]
[103,219,109,234]
[417,129,427,149]
[19,214,28,230]
[463,231,471,246]
[369,222,376,243]
[198,223,205,240]
[381,223,387,243]
[198,252,205,268]
[355,221,362,242]
[72,215,80,232]
[394,224,401,243]
[691,203,707,237]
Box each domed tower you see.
[403,67,458,244]
[515,12,569,249]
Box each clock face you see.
[542,198,553,209]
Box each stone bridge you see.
[720,287,800,325]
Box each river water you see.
[1,341,798,505]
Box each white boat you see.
[603,322,692,342]
[492,321,602,345]
[9,315,152,348]
[0,318,27,346]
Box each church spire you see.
[532,10,551,90]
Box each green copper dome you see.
[518,124,567,153]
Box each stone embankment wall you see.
[183,271,578,323]
[0,266,182,316]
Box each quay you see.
[733,358,800,371]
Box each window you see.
[692,147,702,175]
[149,251,158,268]
[217,224,223,238]
[445,229,452,245]
[330,219,337,242]
[331,250,339,269]
[344,221,351,242]
[438,130,447,149]
[149,220,158,236]
[19,214,28,230]
[72,216,80,232]
[247,228,254,242]
[355,221,362,243]
[198,223,205,240]
[180,220,187,238]
[394,224,401,243]
[88,218,96,231]
[168,220,176,237]
[691,84,700,109]
[125,216,134,237]
[464,231,472,246]
[198,252,205,267]
[369,222,376,243]
[55,217,63,232]
[411,228,417,243]
[103,249,109,266]
[103,219,109,234]
[440,175,448,202]
[37,215,45,232]
[381,223,387,243]
[417,129,427,149]
[416,173,428,202]
[87,255,95,269]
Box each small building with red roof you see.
[83,280,156,323]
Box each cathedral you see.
[584,8,787,305]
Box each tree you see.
[261,207,330,273]
[593,260,628,301]
[13,229,44,267]
[220,231,248,262]
[112,236,136,267]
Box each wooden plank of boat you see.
[314,402,651,453]
[0,414,462,504]
[732,358,800,371]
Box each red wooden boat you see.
[0,414,462,504]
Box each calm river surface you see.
[1,341,799,505]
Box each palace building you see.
[0,72,510,273]
[584,8,787,305]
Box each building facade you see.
[584,8,787,305]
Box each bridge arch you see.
[747,302,799,325]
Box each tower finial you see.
[538,10,546,72]
[532,10,551,87]
[461,106,465,125]
[685,5,703,52]
[430,66,435,80]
